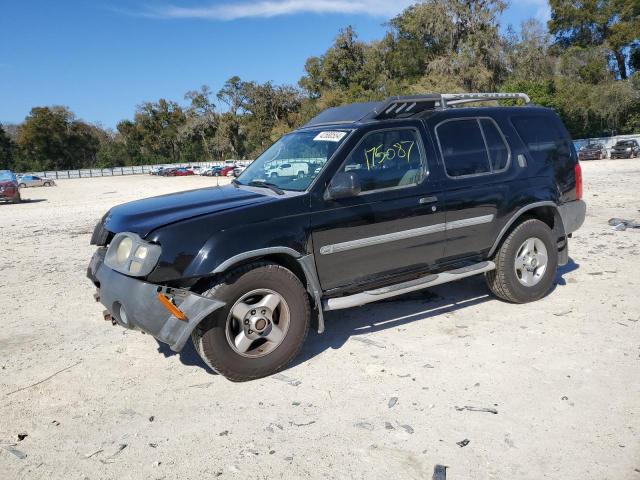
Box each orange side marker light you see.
[157,293,188,322]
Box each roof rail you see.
[371,92,530,120]
[441,92,530,108]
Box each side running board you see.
[323,261,496,311]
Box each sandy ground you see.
[0,162,639,480]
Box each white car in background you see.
[266,162,309,179]
[18,175,56,187]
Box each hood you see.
[104,185,276,237]
[0,180,17,188]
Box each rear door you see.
[430,115,515,261]
[311,122,447,292]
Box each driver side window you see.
[337,128,426,193]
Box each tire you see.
[18,183,25,188]
[44,182,51,187]
[485,219,558,304]
[191,262,310,382]
[13,192,21,204]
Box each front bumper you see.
[610,151,632,159]
[88,249,225,351]
[578,152,602,160]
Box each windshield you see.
[0,171,16,182]
[236,129,350,191]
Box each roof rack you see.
[303,92,531,128]
[371,92,531,120]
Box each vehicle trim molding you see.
[319,214,494,255]
[213,247,302,273]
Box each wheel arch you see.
[489,202,566,259]
[203,247,325,334]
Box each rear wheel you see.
[191,262,310,381]
[486,219,558,303]
[44,181,52,187]
[18,183,25,188]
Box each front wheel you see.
[486,219,558,303]
[191,262,310,381]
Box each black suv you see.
[88,93,586,381]
[610,139,639,159]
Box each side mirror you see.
[325,172,361,200]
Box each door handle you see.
[419,196,438,205]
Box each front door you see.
[311,123,446,292]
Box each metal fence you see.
[19,160,253,180]
[17,132,640,179]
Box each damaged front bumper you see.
[88,249,225,352]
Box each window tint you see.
[511,115,570,164]
[437,119,490,177]
[338,129,425,192]
[480,119,509,171]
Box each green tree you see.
[548,0,640,79]
[0,123,16,170]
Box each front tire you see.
[191,262,310,381]
[486,219,558,303]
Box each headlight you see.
[104,232,161,277]
[116,237,133,263]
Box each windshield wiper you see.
[247,180,285,195]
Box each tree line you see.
[1,0,638,173]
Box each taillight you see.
[575,162,583,200]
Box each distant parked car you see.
[266,162,309,179]
[150,166,166,175]
[0,170,21,203]
[219,166,235,177]
[167,168,194,177]
[233,166,246,177]
[578,143,607,161]
[610,139,640,159]
[203,166,223,176]
[18,175,56,187]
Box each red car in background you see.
[0,170,21,203]
[165,168,194,177]
[219,166,235,177]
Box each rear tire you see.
[18,183,25,188]
[486,219,558,303]
[191,262,310,382]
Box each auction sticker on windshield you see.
[314,131,347,142]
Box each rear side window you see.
[511,115,571,165]
[480,119,509,171]
[436,118,510,177]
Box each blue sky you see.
[0,0,550,129]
